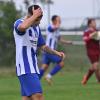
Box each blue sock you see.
[39,69,45,79]
[50,65,62,76]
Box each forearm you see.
[83,32,97,42]
[60,38,72,44]
[41,45,60,56]
[89,31,97,38]
[19,15,38,31]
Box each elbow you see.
[41,45,46,51]
[19,24,27,32]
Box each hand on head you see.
[32,7,43,19]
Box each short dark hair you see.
[28,5,40,15]
[87,18,95,26]
[51,15,58,22]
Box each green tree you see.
[0,1,21,66]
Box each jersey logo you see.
[28,27,38,46]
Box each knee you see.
[59,61,64,68]
[37,93,43,98]
[42,64,48,71]
[92,63,99,71]
[33,93,44,100]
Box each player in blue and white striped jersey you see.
[13,5,65,100]
[39,15,72,85]
[45,23,60,50]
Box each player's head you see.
[51,15,61,25]
[27,5,43,25]
[87,18,96,29]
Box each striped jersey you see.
[46,24,60,50]
[13,18,45,76]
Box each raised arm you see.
[18,8,42,32]
[83,31,97,42]
[59,36,73,45]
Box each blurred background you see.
[0,0,100,100]
[0,0,100,69]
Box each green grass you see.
[37,35,91,72]
[0,72,100,100]
[55,35,91,72]
[43,72,100,100]
[0,35,100,100]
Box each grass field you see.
[0,72,100,100]
[0,35,100,100]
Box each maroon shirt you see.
[83,28,100,55]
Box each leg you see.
[81,62,100,85]
[22,93,44,100]
[39,53,50,79]
[49,61,64,76]
[81,65,95,85]
[92,62,100,82]
[39,64,49,79]
[45,61,64,85]
[82,53,100,85]
[18,74,43,100]
[31,93,44,100]
[48,54,64,76]
[89,54,100,82]
[22,96,30,100]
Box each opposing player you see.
[82,18,100,85]
[39,15,72,84]
[13,5,65,100]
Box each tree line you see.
[0,1,21,66]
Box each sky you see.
[13,0,100,28]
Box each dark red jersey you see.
[83,28,100,63]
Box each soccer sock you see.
[39,68,45,79]
[86,68,94,81]
[50,64,62,76]
[46,74,52,79]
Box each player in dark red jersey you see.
[82,18,100,85]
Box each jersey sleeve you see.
[37,27,45,47]
[14,19,25,35]
[47,25,55,32]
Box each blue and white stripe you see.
[46,24,60,50]
[14,18,45,76]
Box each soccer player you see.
[13,5,65,100]
[82,18,100,85]
[39,15,72,84]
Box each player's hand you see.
[60,52,66,60]
[32,8,43,19]
[58,52,65,60]
[67,41,73,44]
